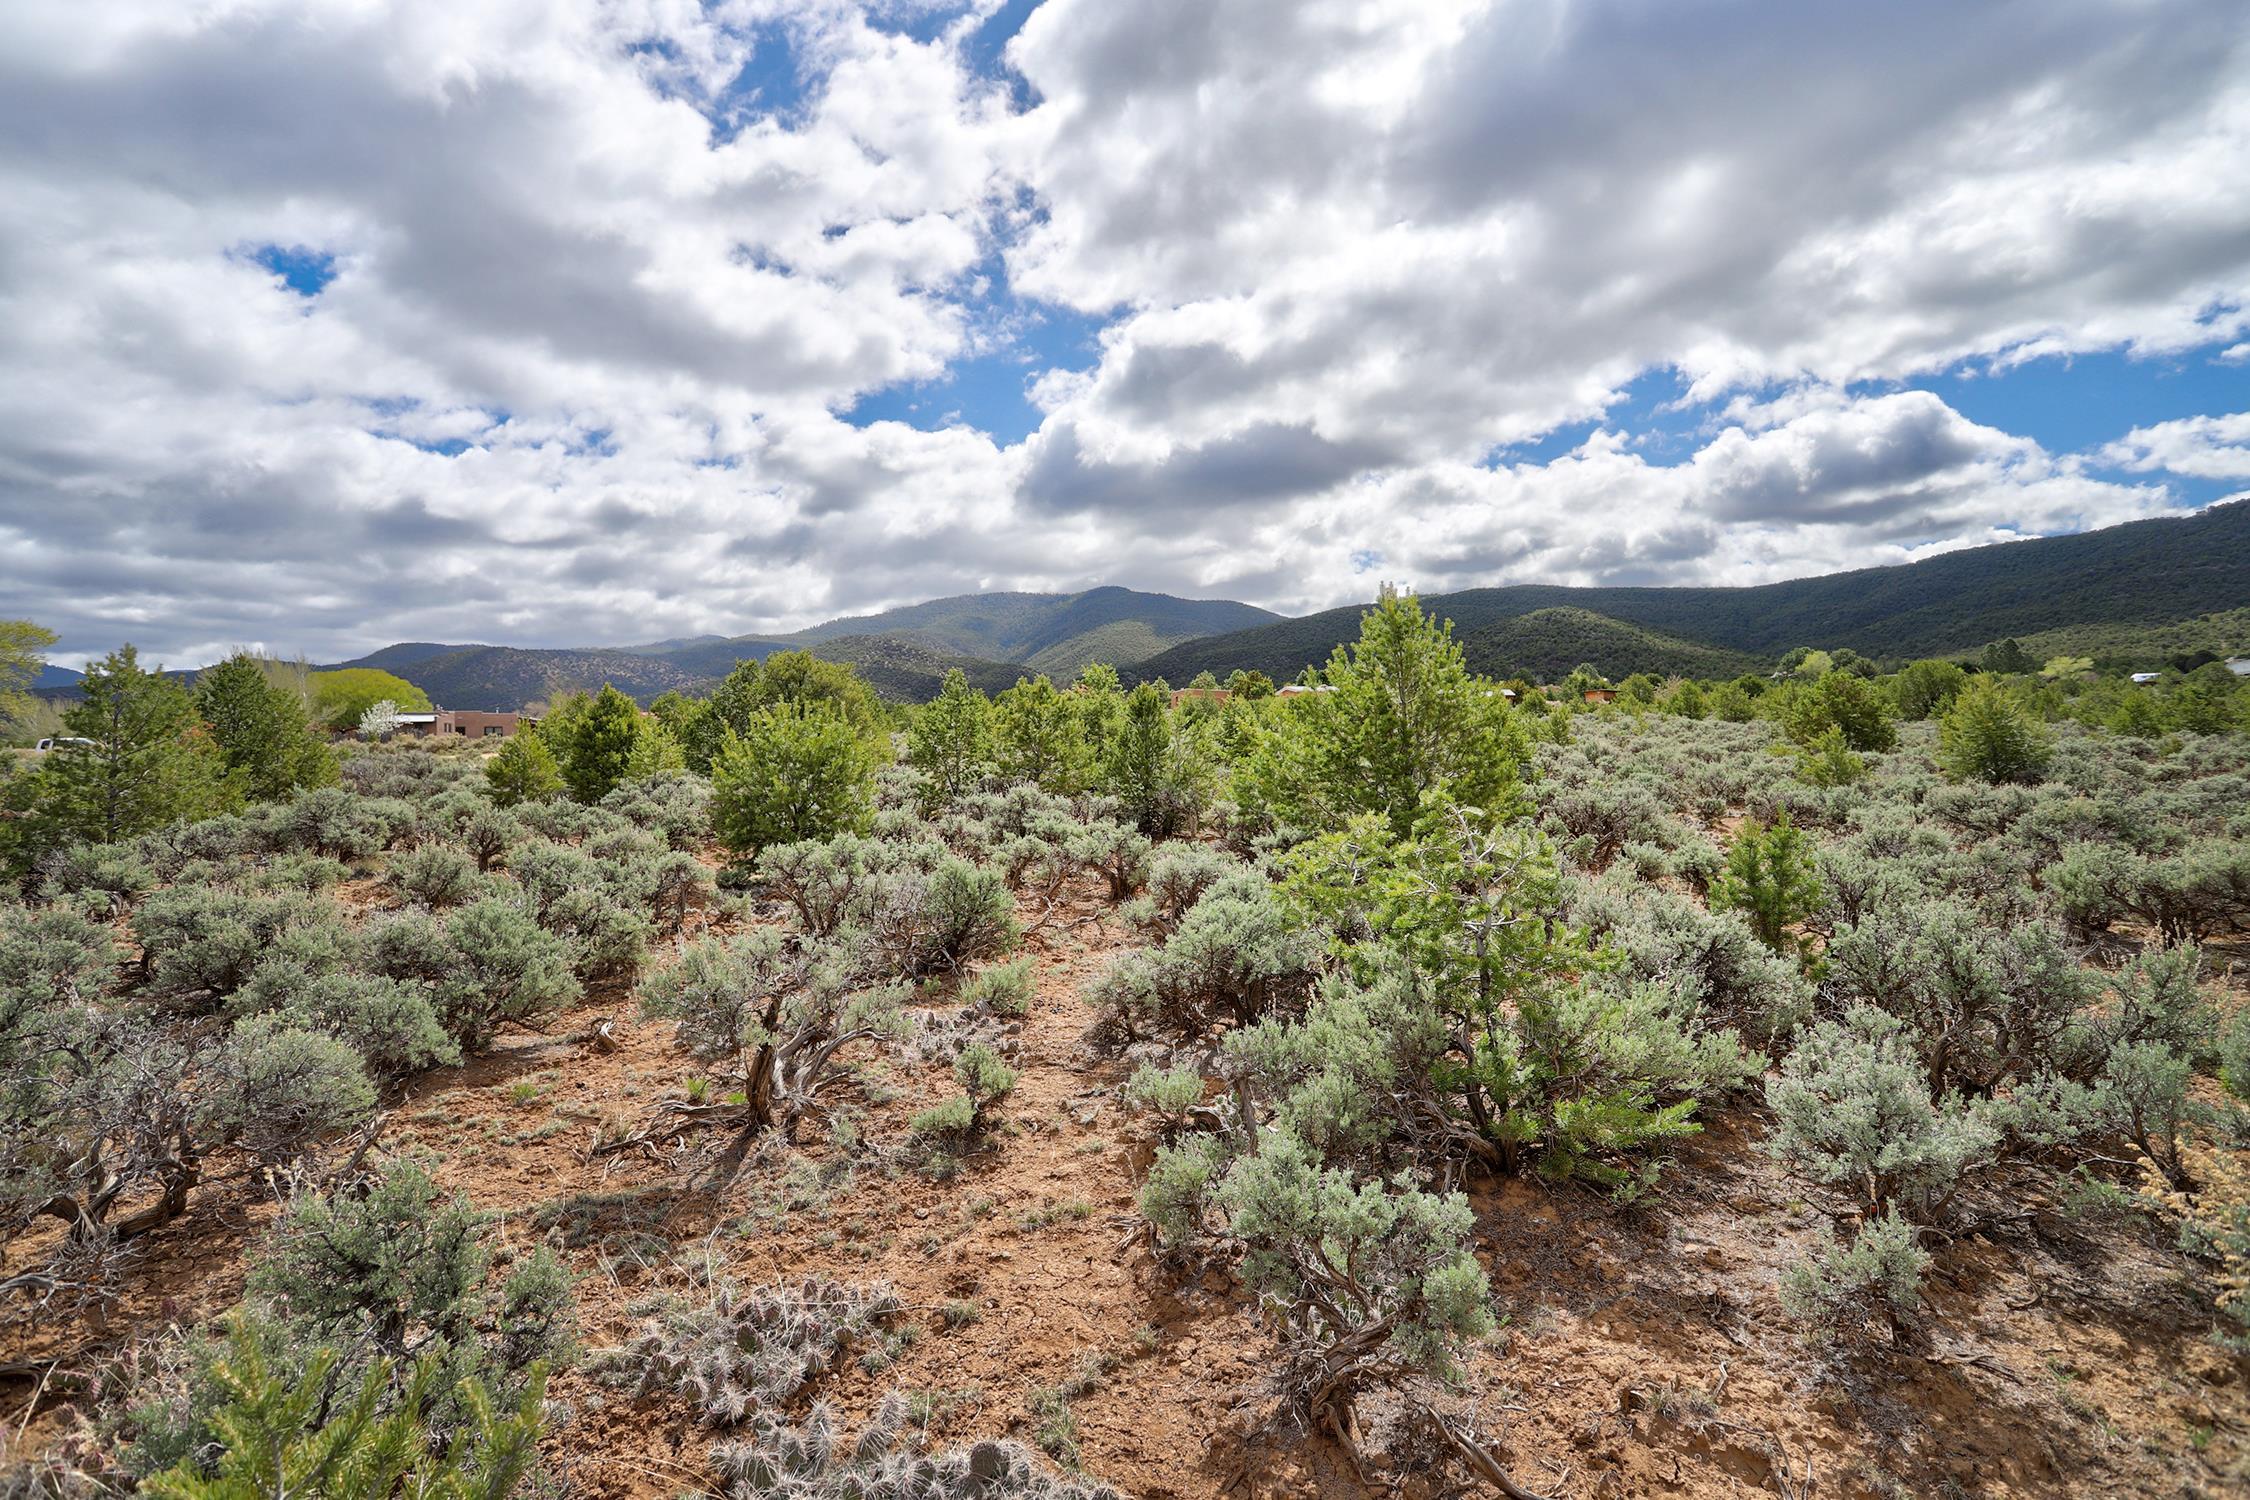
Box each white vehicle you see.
[33,736,95,752]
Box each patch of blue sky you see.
[1484,366,1708,468]
[961,0,1046,109]
[863,1,968,45]
[1868,341,2248,504]
[361,402,508,458]
[846,1,1045,110]
[844,250,1109,442]
[245,244,336,297]
[1482,339,2246,505]
[370,434,472,457]
[705,23,811,142]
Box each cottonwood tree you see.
[310,668,431,732]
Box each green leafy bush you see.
[712,702,880,855]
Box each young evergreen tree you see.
[1890,658,1968,720]
[560,685,642,803]
[991,674,1092,792]
[195,654,336,801]
[906,668,994,807]
[1101,682,1173,829]
[1279,803,1748,1181]
[1244,588,1529,837]
[1709,812,1823,953]
[1982,638,2037,675]
[1794,725,1867,787]
[1938,679,2051,784]
[14,646,229,858]
[622,715,686,780]
[139,1323,549,1500]
[0,619,57,725]
[1072,662,1126,768]
[483,730,563,807]
[680,659,759,771]
[1781,670,1898,752]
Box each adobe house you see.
[396,709,534,738]
[445,710,532,737]
[1581,688,1618,704]
[1170,687,1231,710]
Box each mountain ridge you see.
[1131,499,2250,684]
[38,505,2249,708]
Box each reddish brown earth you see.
[6,871,2247,1499]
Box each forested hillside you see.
[1136,500,2250,683]
[788,585,1277,664]
[1461,608,1761,683]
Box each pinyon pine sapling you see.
[484,732,563,807]
[906,669,996,809]
[1709,812,1822,956]
[138,1322,549,1500]
[1938,679,2051,786]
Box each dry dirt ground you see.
[7,869,2249,1500]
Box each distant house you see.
[397,709,533,738]
[1582,688,1618,704]
[1170,687,1231,710]
[2129,672,2162,685]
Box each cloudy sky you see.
[4,0,2247,667]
